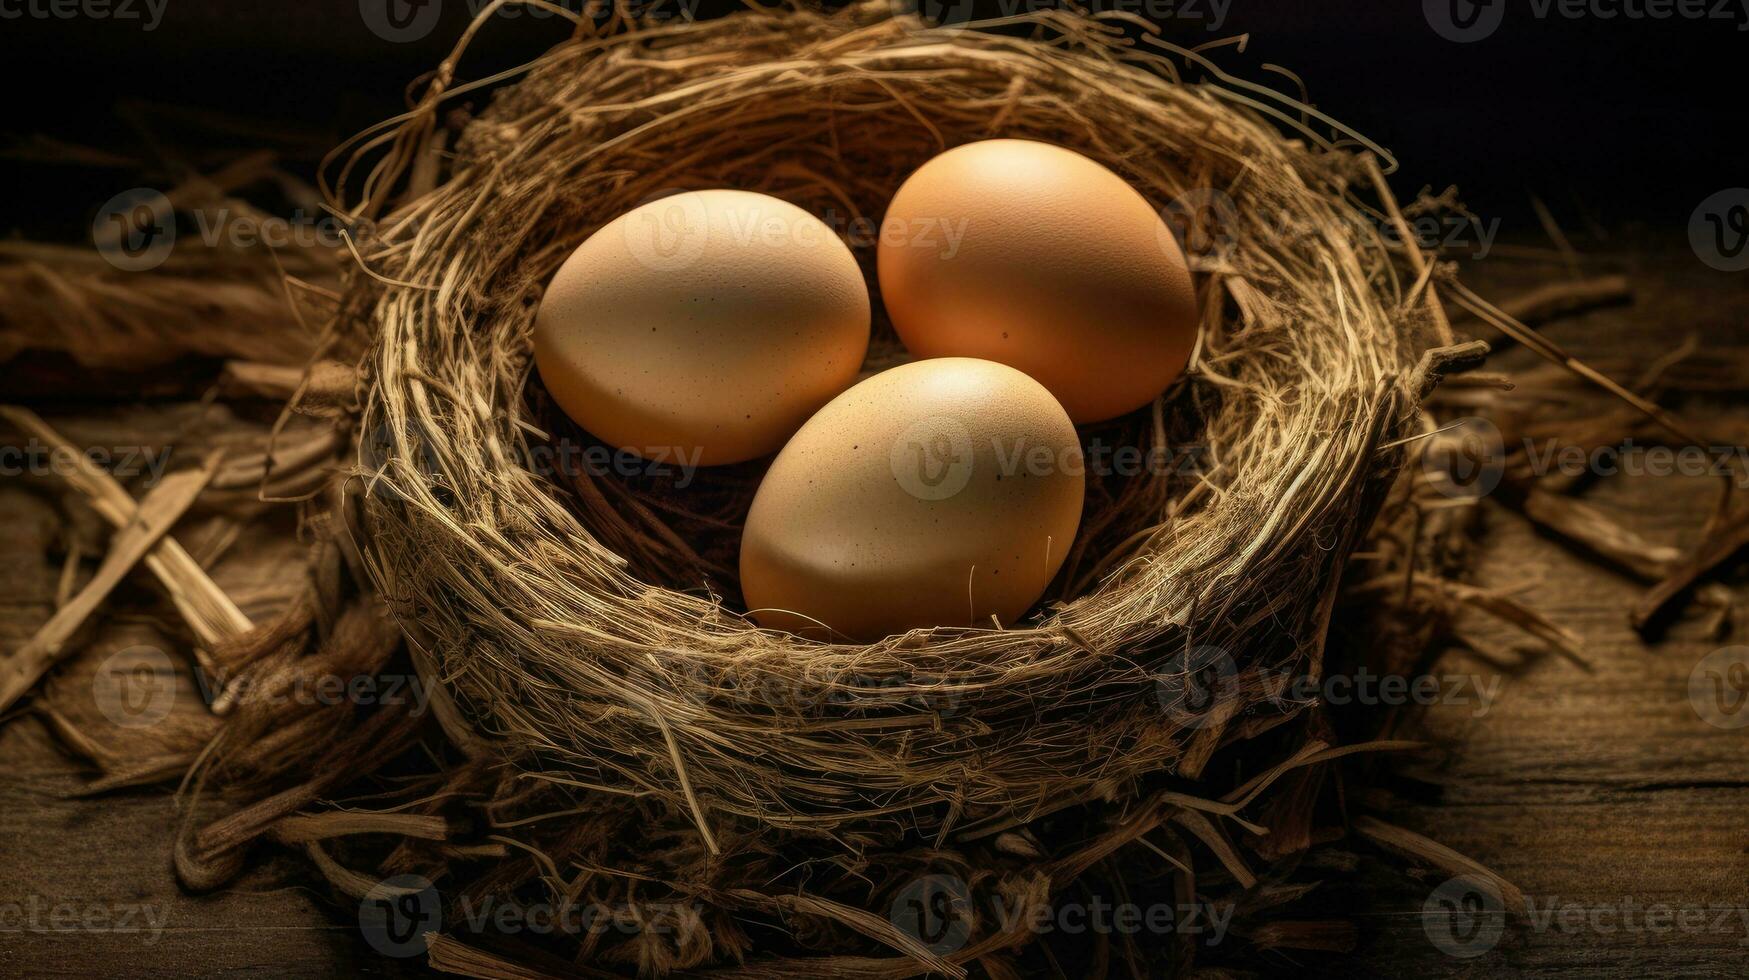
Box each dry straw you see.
[315,0,1462,970]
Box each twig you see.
[1411,339,1491,400]
[0,406,253,647]
[1353,815,1527,917]
[1630,510,1749,634]
[1507,485,1682,581]
[1452,275,1631,339]
[1170,809,1255,889]
[271,811,449,843]
[1364,154,1452,346]
[0,451,221,713]
[1444,281,1710,448]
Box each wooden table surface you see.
[2,230,1746,977]
[1333,232,1749,976]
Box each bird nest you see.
[333,2,1452,966]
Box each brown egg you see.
[534,189,869,466]
[877,139,1199,423]
[740,357,1084,642]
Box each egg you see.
[534,189,870,466]
[877,139,1199,423]
[740,357,1084,642]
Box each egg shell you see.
[877,139,1198,423]
[740,357,1085,642]
[534,189,870,466]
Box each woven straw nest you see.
[337,0,1444,851]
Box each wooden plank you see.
[0,762,417,978]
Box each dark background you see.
[0,0,1743,246]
